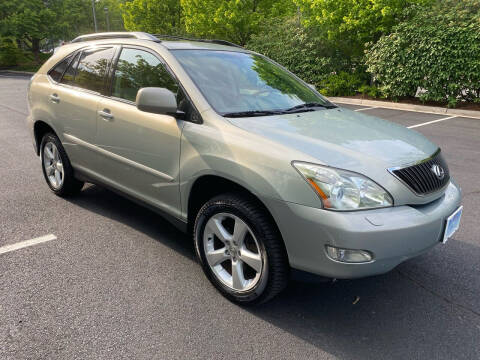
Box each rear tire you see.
[194,193,289,305]
[40,133,84,197]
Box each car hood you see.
[226,108,438,171]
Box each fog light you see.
[325,246,373,263]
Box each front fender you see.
[179,119,321,220]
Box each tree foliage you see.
[0,0,57,54]
[181,0,295,45]
[94,0,127,33]
[247,17,351,86]
[0,0,125,62]
[1,0,478,106]
[365,0,480,106]
[121,0,183,34]
[294,0,431,57]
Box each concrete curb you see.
[329,97,480,120]
[0,70,35,77]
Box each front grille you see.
[391,150,450,195]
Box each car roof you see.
[69,32,247,52]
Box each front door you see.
[96,47,184,218]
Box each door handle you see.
[98,109,114,121]
[49,94,60,103]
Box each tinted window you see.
[61,52,81,85]
[48,54,74,82]
[112,48,178,102]
[74,47,114,93]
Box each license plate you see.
[442,206,463,243]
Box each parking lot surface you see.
[1,76,479,360]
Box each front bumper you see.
[264,181,462,279]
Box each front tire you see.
[40,133,84,196]
[194,193,289,305]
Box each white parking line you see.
[407,116,457,129]
[355,106,379,112]
[0,234,57,255]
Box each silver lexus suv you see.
[27,32,462,304]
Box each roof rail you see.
[153,34,243,48]
[70,32,243,49]
[71,32,160,43]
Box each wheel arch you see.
[186,175,288,258]
[33,120,58,156]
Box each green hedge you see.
[365,0,480,107]
[0,38,21,67]
[317,72,366,97]
[246,17,352,88]
[0,38,51,71]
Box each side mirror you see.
[136,87,178,116]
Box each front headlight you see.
[292,162,393,211]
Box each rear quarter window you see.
[61,52,81,86]
[48,54,74,82]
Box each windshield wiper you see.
[222,110,284,118]
[283,102,337,113]
[222,103,337,117]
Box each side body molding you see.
[63,133,174,182]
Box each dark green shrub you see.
[318,72,366,97]
[246,17,352,87]
[365,0,480,107]
[358,84,384,98]
[0,38,21,67]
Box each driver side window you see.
[112,48,178,102]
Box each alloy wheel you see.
[42,142,64,189]
[203,213,265,292]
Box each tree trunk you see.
[32,38,40,64]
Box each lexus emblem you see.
[431,164,445,180]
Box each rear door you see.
[96,46,184,218]
[49,46,116,174]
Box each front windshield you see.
[172,49,332,116]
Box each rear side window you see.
[48,54,74,82]
[74,47,115,93]
[112,48,178,102]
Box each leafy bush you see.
[318,72,366,97]
[358,84,384,98]
[0,38,21,67]
[0,39,51,71]
[365,0,480,107]
[247,17,352,88]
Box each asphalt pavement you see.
[0,76,479,359]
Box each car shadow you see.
[66,184,480,360]
[66,184,196,261]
